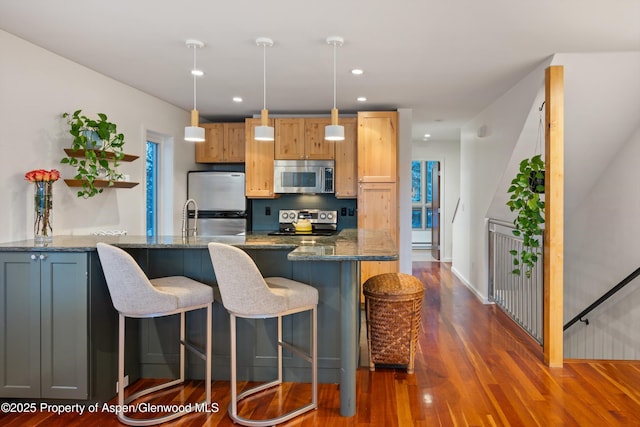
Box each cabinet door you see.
[224,123,246,162]
[40,252,88,399]
[357,111,398,183]
[275,118,305,159]
[245,118,276,198]
[195,124,224,163]
[304,118,335,160]
[0,253,41,398]
[358,182,399,287]
[334,118,357,198]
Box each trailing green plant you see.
[61,110,125,198]
[506,154,545,277]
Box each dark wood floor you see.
[2,261,640,426]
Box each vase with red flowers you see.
[25,169,60,241]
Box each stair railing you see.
[488,218,544,344]
[563,266,640,331]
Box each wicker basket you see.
[363,273,424,374]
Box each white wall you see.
[564,126,640,359]
[398,108,413,274]
[412,139,461,262]
[453,57,553,301]
[558,52,640,359]
[0,30,194,242]
[456,51,640,358]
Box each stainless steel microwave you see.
[273,160,334,194]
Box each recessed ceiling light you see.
[357,97,367,102]
[423,134,431,140]
[232,97,243,102]
[351,69,364,75]
[191,69,204,77]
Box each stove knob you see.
[281,212,289,220]
[319,213,326,220]
[327,213,334,220]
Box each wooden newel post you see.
[544,65,564,367]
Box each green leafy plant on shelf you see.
[61,110,125,198]
[506,154,545,278]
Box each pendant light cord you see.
[332,41,337,109]
[192,45,198,111]
[262,42,267,110]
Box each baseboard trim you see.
[450,266,490,304]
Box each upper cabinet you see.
[245,118,277,198]
[357,111,398,183]
[334,118,357,198]
[195,122,245,163]
[274,118,335,160]
[303,118,336,160]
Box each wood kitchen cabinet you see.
[357,111,397,182]
[334,117,358,198]
[357,111,399,290]
[274,118,335,160]
[0,252,88,399]
[303,118,336,159]
[358,182,399,282]
[195,122,245,163]
[245,118,277,198]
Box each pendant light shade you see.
[255,37,274,141]
[325,36,345,141]
[325,108,345,140]
[184,39,205,142]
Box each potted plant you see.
[506,154,545,277]
[61,110,125,198]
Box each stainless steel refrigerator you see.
[187,171,247,235]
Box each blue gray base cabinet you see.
[0,251,117,401]
[129,248,345,384]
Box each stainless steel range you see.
[267,209,338,236]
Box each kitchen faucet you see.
[181,199,198,237]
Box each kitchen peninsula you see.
[0,229,397,417]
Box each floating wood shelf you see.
[64,179,139,189]
[63,149,139,162]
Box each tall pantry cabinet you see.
[357,111,399,286]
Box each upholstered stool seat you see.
[208,242,318,427]
[97,243,213,426]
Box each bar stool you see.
[96,243,213,426]
[207,242,318,427]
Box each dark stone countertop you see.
[0,229,398,262]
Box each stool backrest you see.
[96,243,177,316]
[208,242,284,315]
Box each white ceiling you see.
[1,0,638,141]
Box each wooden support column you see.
[544,65,564,367]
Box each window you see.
[411,160,437,230]
[146,141,158,236]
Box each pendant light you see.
[325,36,345,141]
[255,37,274,141]
[184,39,205,142]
